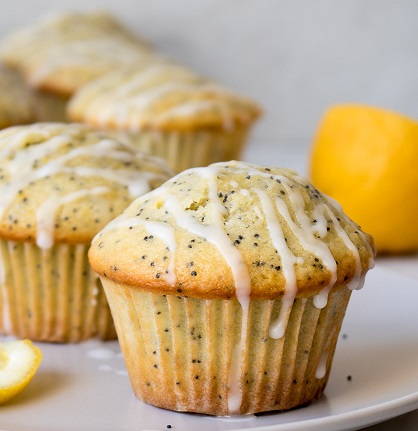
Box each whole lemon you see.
[309,104,418,254]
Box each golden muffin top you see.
[0,11,149,68]
[0,67,35,129]
[0,122,173,247]
[20,41,158,97]
[0,11,153,96]
[68,63,262,131]
[89,161,375,304]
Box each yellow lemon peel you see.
[310,104,418,254]
[0,339,42,404]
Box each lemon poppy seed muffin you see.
[0,11,150,70]
[21,39,157,100]
[89,161,375,415]
[68,63,262,173]
[0,66,35,129]
[0,11,154,121]
[0,122,172,342]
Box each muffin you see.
[0,66,35,129]
[89,161,375,415]
[0,11,154,121]
[0,11,150,70]
[68,63,261,173]
[0,122,173,342]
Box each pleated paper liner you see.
[102,279,351,416]
[110,127,249,173]
[0,240,116,342]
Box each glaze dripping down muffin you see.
[68,63,261,172]
[89,161,375,415]
[0,11,155,121]
[0,122,172,342]
[1,12,140,64]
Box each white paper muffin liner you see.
[102,278,352,415]
[110,127,249,173]
[0,240,116,342]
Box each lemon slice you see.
[0,339,42,404]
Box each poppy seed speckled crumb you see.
[90,161,375,416]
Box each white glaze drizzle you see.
[105,63,175,98]
[323,193,375,270]
[274,184,338,309]
[100,81,235,130]
[219,162,366,305]
[143,222,177,286]
[83,64,193,123]
[254,189,300,339]
[321,205,363,290]
[0,130,167,219]
[315,350,329,379]
[163,168,251,307]
[0,129,70,161]
[95,214,177,286]
[36,186,109,249]
[251,168,338,311]
[95,167,249,407]
[72,63,252,129]
[162,167,251,413]
[28,37,151,86]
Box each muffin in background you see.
[0,66,35,129]
[0,11,150,70]
[89,161,375,415]
[68,63,261,173]
[0,122,173,343]
[0,11,154,121]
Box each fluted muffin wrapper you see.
[102,278,352,416]
[0,240,116,342]
[109,127,249,173]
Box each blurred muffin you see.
[89,161,375,415]
[68,63,262,173]
[0,11,149,70]
[0,11,154,121]
[0,66,35,129]
[21,38,156,99]
[0,122,172,342]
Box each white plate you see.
[1,262,418,431]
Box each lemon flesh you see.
[0,339,42,404]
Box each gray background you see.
[1,0,417,145]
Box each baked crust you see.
[0,11,152,69]
[68,63,262,131]
[0,122,172,245]
[21,40,156,97]
[0,66,35,129]
[0,11,153,96]
[89,161,375,300]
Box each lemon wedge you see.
[0,339,42,404]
